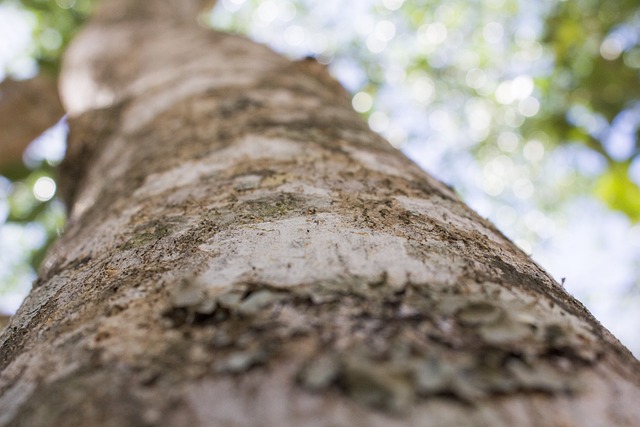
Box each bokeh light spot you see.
[513,178,534,199]
[279,1,296,22]
[375,20,396,42]
[41,28,62,51]
[384,125,407,148]
[600,36,623,60]
[483,22,504,44]
[55,0,76,9]
[256,1,279,23]
[518,96,540,117]
[421,22,447,45]
[368,111,389,133]
[512,75,534,99]
[483,176,505,196]
[33,177,56,202]
[497,131,519,153]
[466,68,487,90]
[523,139,545,162]
[221,0,245,13]
[382,0,405,11]
[284,25,305,46]
[411,75,435,105]
[352,91,373,112]
[495,81,514,104]
[366,34,387,53]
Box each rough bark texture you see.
[1,1,640,426]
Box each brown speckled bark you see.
[1,1,639,426]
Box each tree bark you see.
[1,1,639,426]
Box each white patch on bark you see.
[60,24,128,114]
[197,213,441,289]
[134,136,305,198]
[121,35,284,132]
[62,24,286,116]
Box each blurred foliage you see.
[1,158,66,278]
[1,0,94,290]
[540,0,640,219]
[595,163,640,222]
[390,0,640,220]
[13,0,95,74]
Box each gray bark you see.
[1,1,639,426]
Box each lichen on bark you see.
[163,277,597,412]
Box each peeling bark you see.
[1,1,640,426]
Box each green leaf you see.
[594,163,640,222]
[0,163,31,182]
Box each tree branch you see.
[0,74,64,171]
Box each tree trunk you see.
[1,1,639,426]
